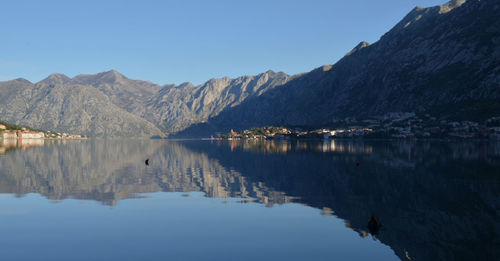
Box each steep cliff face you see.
[339,0,499,118]
[146,70,290,133]
[178,0,499,135]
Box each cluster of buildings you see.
[45,131,83,139]
[355,114,500,140]
[217,114,500,140]
[0,124,84,140]
[0,123,87,155]
[218,127,294,140]
[324,115,500,140]
[0,125,45,140]
[322,128,374,139]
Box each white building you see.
[1,131,17,139]
[18,132,45,139]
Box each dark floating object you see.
[145,159,149,166]
[367,215,382,236]
[356,162,360,167]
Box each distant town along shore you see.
[0,121,86,140]
[215,114,500,141]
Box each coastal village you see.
[0,121,87,151]
[217,113,500,140]
[0,122,86,155]
[0,123,84,140]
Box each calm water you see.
[0,139,498,261]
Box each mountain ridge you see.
[0,0,498,137]
[0,68,292,136]
[173,0,499,137]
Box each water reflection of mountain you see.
[183,140,500,261]
[0,139,498,261]
[0,140,293,206]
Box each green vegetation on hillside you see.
[0,120,26,131]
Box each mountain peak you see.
[177,82,195,89]
[439,0,467,14]
[383,0,469,39]
[101,69,126,78]
[69,70,127,85]
[345,41,370,56]
[13,78,32,84]
[92,70,127,84]
[105,69,121,75]
[39,73,71,85]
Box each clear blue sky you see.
[0,0,446,85]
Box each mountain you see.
[0,70,289,137]
[145,70,291,133]
[176,0,500,135]
[0,0,497,137]
[0,76,164,137]
[175,0,499,136]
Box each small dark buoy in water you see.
[145,159,149,166]
[356,162,360,167]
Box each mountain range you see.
[0,0,498,137]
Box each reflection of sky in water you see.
[0,139,498,261]
[0,192,398,261]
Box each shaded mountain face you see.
[176,0,500,136]
[0,0,497,137]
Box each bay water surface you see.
[0,139,498,261]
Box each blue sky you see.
[0,0,445,85]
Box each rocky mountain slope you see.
[0,76,164,137]
[0,0,497,137]
[0,70,290,136]
[176,0,499,136]
[145,70,291,133]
